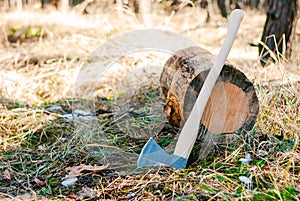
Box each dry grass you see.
[0,3,299,200]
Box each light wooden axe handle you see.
[174,9,245,158]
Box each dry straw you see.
[0,4,299,200]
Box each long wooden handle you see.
[174,9,244,158]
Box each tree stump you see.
[160,46,259,163]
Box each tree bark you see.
[160,47,259,162]
[259,0,298,66]
[217,0,227,18]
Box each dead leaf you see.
[34,177,45,186]
[69,194,79,199]
[3,169,11,180]
[65,164,108,179]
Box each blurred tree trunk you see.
[10,0,15,8]
[16,0,23,11]
[3,0,10,10]
[217,0,227,18]
[140,0,152,27]
[26,0,35,8]
[116,0,123,17]
[60,0,69,12]
[3,0,23,10]
[131,0,139,13]
[235,0,261,8]
[259,0,298,66]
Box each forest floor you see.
[0,3,299,200]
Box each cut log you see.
[160,46,259,163]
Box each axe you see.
[137,9,244,169]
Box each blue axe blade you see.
[137,138,187,169]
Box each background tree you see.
[60,0,69,12]
[259,0,298,66]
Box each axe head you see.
[137,138,187,169]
